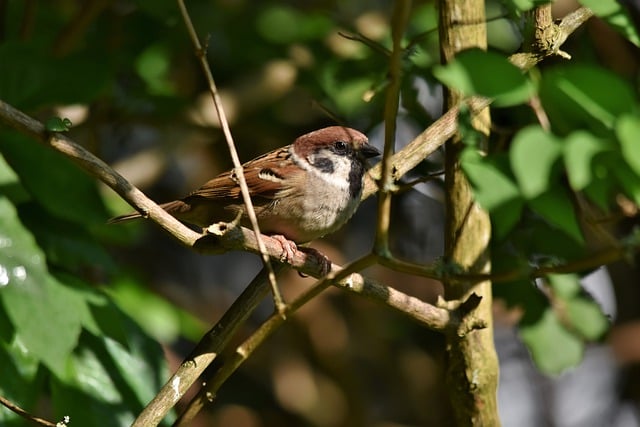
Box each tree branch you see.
[439,0,499,423]
[374,0,412,256]
[0,394,61,427]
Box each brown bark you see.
[438,0,500,425]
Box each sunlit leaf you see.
[462,149,521,210]
[433,48,534,106]
[0,197,89,378]
[616,114,640,177]
[540,65,636,135]
[563,131,611,191]
[510,125,562,199]
[520,307,584,374]
[548,274,609,341]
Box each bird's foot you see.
[270,236,332,277]
[297,247,333,277]
[271,235,298,264]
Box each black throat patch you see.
[348,158,365,199]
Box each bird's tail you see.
[107,200,190,225]
[107,211,144,224]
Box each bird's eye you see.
[334,140,348,153]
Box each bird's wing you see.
[184,146,299,203]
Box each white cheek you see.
[307,152,353,190]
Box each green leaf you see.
[529,219,586,261]
[51,337,136,427]
[432,48,534,106]
[50,330,169,426]
[136,44,175,96]
[520,307,584,374]
[563,131,611,191]
[0,131,109,226]
[510,125,562,199]
[529,187,583,242]
[540,65,636,135]
[616,114,640,177]
[508,0,553,12]
[103,332,169,408]
[548,274,609,340]
[579,0,640,46]
[0,153,29,206]
[492,198,525,240]
[486,1,523,53]
[462,149,521,210]
[492,277,547,312]
[566,298,609,340]
[17,203,116,275]
[462,150,525,238]
[547,273,581,299]
[0,197,90,378]
[108,276,206,343]
[0,337,44,425]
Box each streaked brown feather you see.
[185,146,293,202]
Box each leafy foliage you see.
[0,0,639,424]
[434,19,640,373]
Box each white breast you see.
[261,148,363,242]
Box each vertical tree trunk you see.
[438,1,501,425]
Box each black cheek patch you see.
[348,161,365,199]
[313,157,335,174]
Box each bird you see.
[110,126,380,258]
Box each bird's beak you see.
[361,144,381,159]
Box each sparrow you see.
[110,126,380,256]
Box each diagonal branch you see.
[0,394,63,427]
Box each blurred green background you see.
[1,0,640,426]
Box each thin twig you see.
[0,395,57,427]
[338,31,391,56]
[375,0,412,256]
[395,170,445,194]
[176,0,285,312]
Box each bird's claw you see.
[271,235,298,264]
[297,247,332,277]
[270,236,332,277]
